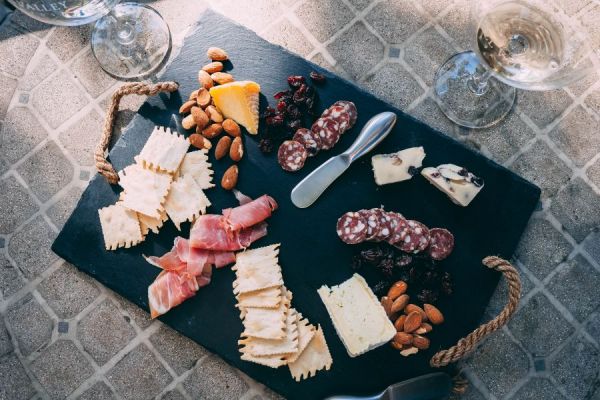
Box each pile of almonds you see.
[178,46,243,191]
[381,280,445,357]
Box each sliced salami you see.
[277,140,308,172]
[359,209,380,241]
[427,228,455,260]
[336,212,368,244]
[373,208,394,241]
[396,220,430,254]
[293,128,321,157]
[333,101,357,128]
[387,215,410,245]
[311,117,341,150]
[322,104,351,132]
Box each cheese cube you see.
[371,146,426,185]
[421,163,484,207]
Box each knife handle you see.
[343,112,397,162]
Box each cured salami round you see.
[387,215,410,245]
[396,220,430,253]
[277,140,308,172]
[322,104,351,132]
[427,228,455,260]
[359,209,380,241]
[333,101,357,128]
[293,128,321,157]
[336,212,368,244]
[373,208,394,241]
[311,117,341,150]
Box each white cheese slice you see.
[317,273,396,358]
[371,146,426,185]
[421,163,484,207]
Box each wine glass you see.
[434,0,598,128]
[7,0,171,80]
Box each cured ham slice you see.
[223,195,278,231]
[148,270,199,318]
[189,215,268,250]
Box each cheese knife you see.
[291,111,397,208]
[323,372,452,400]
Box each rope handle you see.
[95,81,179,184]
[430,256,521,367]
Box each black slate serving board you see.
[52,11,540,400]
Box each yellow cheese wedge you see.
[209,81,260,134]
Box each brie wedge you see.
[371,146,426,185]
[421,163,484,207]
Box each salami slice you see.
[277,140,307,172]
[427,228,455,260]
[333,101,357,128]
[311,117,341,150]
[359,209,380,241]
[373,208,394,242]
[396,220,430,253]
[293,128,321,157]
[387,215,410,245]
[336,212,368,244]
[322,105,351,132]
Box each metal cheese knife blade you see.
[291,112,397,208]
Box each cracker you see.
[239,307,299,357]
[137,209,168,236]
[285,313,316,364]
[240,352,287,368]
[118,164,172,219]
[163,175,211,230]
[236,286,282,309]
[288,325,332,381]
[241,290,290,339]
[232,244,283,294]
[98,203,144,250]
[178,150,215,189]
[135,126,189,173]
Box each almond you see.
[387,281,408,301]
[393,332,413,345]
[221,165,238,190]
[191,106,209,129]
[179,100,196,114]
[189,89,199,101]
[381,296,393,317]
[198,70,213,89]
[390,294,410,313]
[405,304,427,320]
[394,314,407,331]
[202,61,223,74]
[205,105,223,123]
[424,304,444,325]
[189,133,211,150]
[230,137,244,162]
[400,346,419,357]
[207,47,228,61]
[182,114,196,130]
[390,340,403,350]
[412,335,430,350]
[222,119,241,137]
[403,311,422,333]
[211,72,234,85]
[215,136,232,160]
[196,88,212,108]
[415,322,433,335]
[202,123,223,139]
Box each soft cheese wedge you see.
[317,273,396,357]
[371,146,426,185]
[209,81,260,134]
[421,163,484,207]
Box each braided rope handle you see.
[95,81,180,184]
[430,256,521,368]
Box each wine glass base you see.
[91,3,171,80]
[434,51,516,129]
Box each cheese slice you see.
[209,81,260,134]
[421,163,484,207]
[371,146,426,185]
[317,274,396,357]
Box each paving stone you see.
[107,344,172,400]
[0,106,48,165]
[0,252,25,299]
[9,217,57,278]
[111,291,153,330]
[46,25,91,63]
[6,295,53,356]
[517,89,572,129]
[0,73,17,120]
[436,0,471,50]
[585,87,600,115]
[551,334,600,399]
[150,324,207,375]
[510,140,572,199]
[584,311,600,343]
[420,0,453,19]
[211,0,285,34]
[0,176,38,236]
[458,383,486,400]
[465,331,529,398]
[515,217,573,280]
[484,262,534,320]
[549,106,600,167]
[547,254,600,322]
[71,50,117,99]
[512,377,567,400]
[408,95,458,138]
[260,18,313,58]
[38,262,100,319]
[59,110,103,167]
[31,339,94,400]
[260,387,285,400]
[327,21,385,80]
[47,185,84,229]
[17,141,74,203]
[583,231,600,265]
[0,24,39,77]
[0,319,13,357]
[0,352,36,400]
[9,10,52,38]
[346,0,372,11]
[183,355,249,399]
[309,53,334,72]
[550,178,600,242]
[78,381,118,400]
[404,27,455,87]
[362,62,424,110]
[295,0,354,43]
[365,0,427,45]
[509,292,574,356]
[161,388,186,400]
[18,52,58,91]
[149,0,207,36]
[31,69,88,129]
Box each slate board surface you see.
[52,11,540,400]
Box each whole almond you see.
[215,136,232,160]
[390,294,410,313]
[415,322,433,335]
[198,70,213,89]
[202,61,223,74]
[202,123,223,139]
[222,119,241,137]
[390,340,403,351]
[412,335,430,350]
[182,114,196,130]
[424,304,444,325]
[179,100,196,114]
[400,346,419,357]
[205,105,223,123]
[387,281,408,301]
[393,332,413,345]
[189,89,199,101]
[211,72,234,85]
[394,314,407,331]
[196,88,212,108]
[191,106,209,129]
[221,165,238,190]
[230,137,244,162]
[405,304,427,320]
[207,47,228,61]
[189,133,211,150]
[404,311,422,333]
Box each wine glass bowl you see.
[7,0,120,26]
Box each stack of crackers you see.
[98,126,215,250]
[233,244,333,381]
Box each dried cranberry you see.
[373,281,390,296]
[408,166,418,176]
[287,75,306,88]
[360,247,384,264]
[417,289,439,304]
[259,138,274,153]
[277,100,288,113]
[377,258,394,277]
[395,253,413,267]
[286,104,302,120]
[472,176,484,187]
[431,172,441,178]
[458,168,469,177]
[286,119,302,131]
[266,114,284,127]
[263,106,276,118]
[305,97,315,110]
[309,71,326,83]
[273,90,291,100]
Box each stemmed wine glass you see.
[7,0,171,80]
[434,0,598,128]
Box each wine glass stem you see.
[467,68,493,96]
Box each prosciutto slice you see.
[222,195,278,231]
[148,270,198,318]
[189,215,268,250]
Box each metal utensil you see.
[323,372,452,400]
[291,111,397,208]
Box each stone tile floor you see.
[0,0,599,399]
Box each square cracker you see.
[135,126,189,173]
[240,352,287,368]
[232,244,283,295]
[118,164,172,219]
[236,286,282,309]
[285,314,316,364]
[137,209,168,236]
[178,150,214,189]
[98,203,143,250]
[239,307,299,357]
[241,291,289,340]
[163,175,211,230]
[288,325,332,381]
